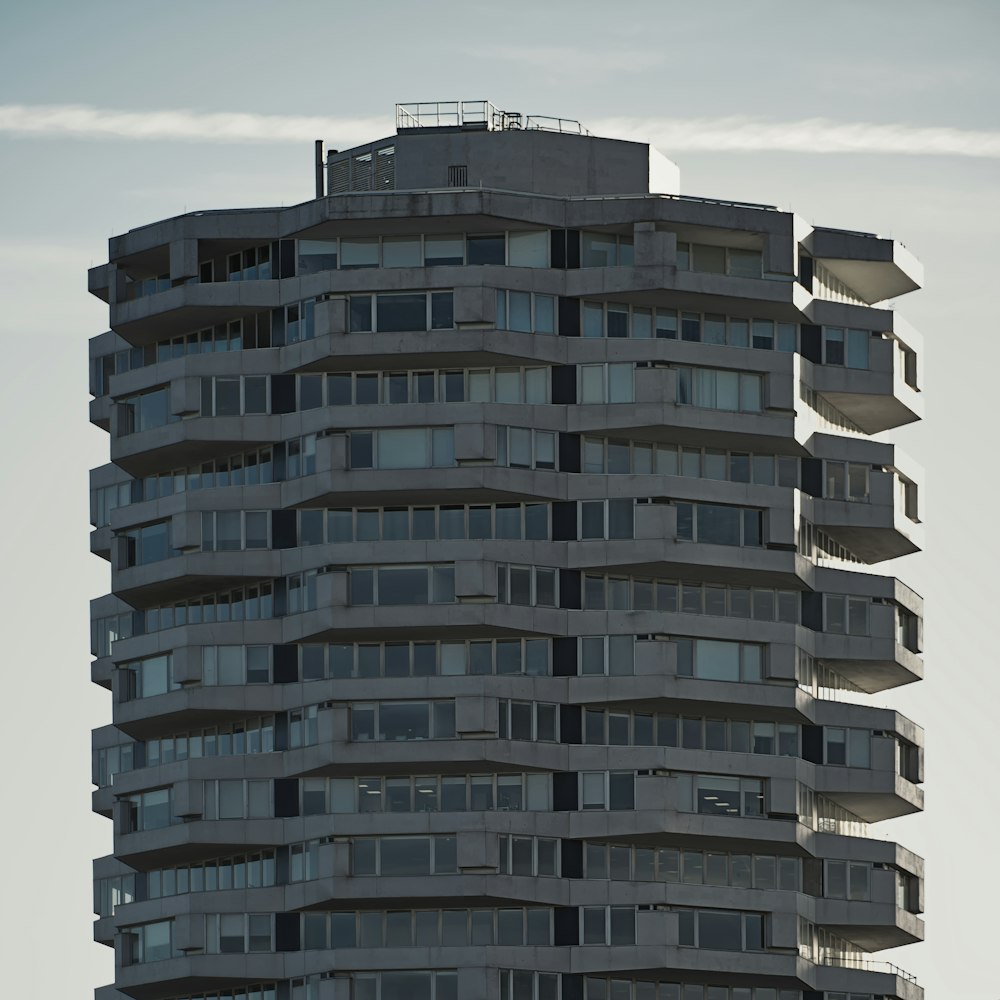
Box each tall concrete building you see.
[88,101,925,1000]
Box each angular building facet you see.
[88,101,926,1000]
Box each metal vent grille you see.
[447,164,468,187]
[350,152,373,191]
[327,159,349,194]
[375,146,395,189]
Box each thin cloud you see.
[0,104,386,146]
[593,115,1000,158]
[1,103,999,158]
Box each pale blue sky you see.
[1,1,997,996]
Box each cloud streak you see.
[2,103,1000,158]
[0,104,386,147]
[593,115,1000,158]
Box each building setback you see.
[88,101,926,1000]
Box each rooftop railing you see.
[396,101,588,135]
[820,955,919,983]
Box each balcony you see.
[805,335,921,435]
[805,469,922,563]
[109,281,280,345]
[111,549,280,606]
[805,228,923,305]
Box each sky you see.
[0,0,997,996]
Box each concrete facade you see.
[88,108,925,1000]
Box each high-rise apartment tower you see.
[88,101,925,1000]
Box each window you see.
[677,367,763,412]
[495,564,558,607]
[581,982,797,1000]
[499,971,560,1000]
[581,231,633,267]
[677,909,765,951]
[297,239,338,274]
[120,520,177,567]
[206,913,273,953]
[599,711,797,756]
[496,290,556,334]
[316,502,548,545]
[352,836,457,876]
[584,845,798,891]
[824,860,871,900]
[675,502,763,547]
[328,366,550,405]
[349,428,455,469]
[579,300,796,351]
[304,909,551,950]
[498,835,560,877]
[282,299,316,343]
[581,771,635,811]
[349,565,455,606]
[824,595,870,635]
[591,577,797,623]
[581,906,637,945]
[824,461,870,501]
[125,272,171,299]
[579,499,635,540]
[145,715,276,764]
[200,376,268,416]
[92,480,133,527]
[896,605,920,652]
[348,291,454,332]
[327,773,552,816]
[145,851,276,898]
[583,301,667,339]
[678,774,765,817]
[675,638,763,683]
[823,327,871,369]
[141,581,275,634]
[202,645,271,685]
[824,728,871,768]
[93,743,135,787]
[581,437,798,486]
[94,874,136,916]
[467,233,506,264]
[302,637,549,680]
[351,702,456,741]
[496,426,556,470]
[227,243,272,281]
[676,242,764,280]
[122,788,173,832]
[498,700,559,741]
[201,511,270,551]
[117,387,176,435]
[579,363,635,403]
[122,920,175,965]
[202,779,271,820]
[508,230,549,267]
[342,971,458,1000]
[580,635,636,676]
[120,654,177,700]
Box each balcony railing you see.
[820,954,918,983]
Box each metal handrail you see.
[821,955,919,983]
[396,101,588,136]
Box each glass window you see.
[508,231,548,267]
[425,235,463,266]
[467,234,505,265]
[382,236,422,267]
[341,237,379,269]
